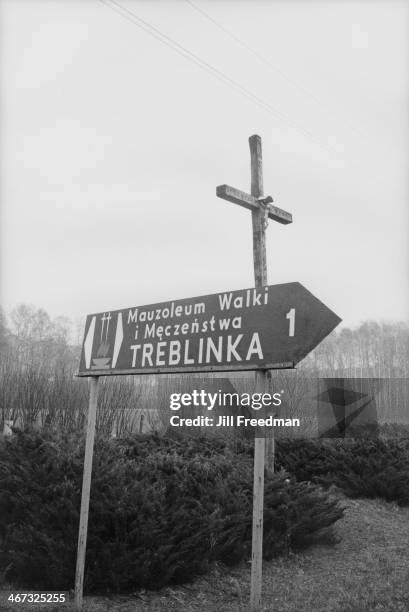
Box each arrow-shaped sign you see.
[78,283,341,376]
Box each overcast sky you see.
[1,0,408,333]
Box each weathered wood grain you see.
[74,376,99,612]
[216,184,292,224]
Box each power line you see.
[185,0,365,140]
[99,0,338,156]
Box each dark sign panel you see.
[78,282,341,376]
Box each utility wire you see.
[99,0,338,156]
[185,0,365,140]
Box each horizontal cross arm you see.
[216,184,292,225]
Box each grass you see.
[1,492,409,611]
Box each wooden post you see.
[74,376,99,612]
[249,134,271,612]
[217,133,292,482]
[251,434,265,612]
[249,135,275,473]
[250,134,267,287]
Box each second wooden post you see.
[249,134,272,612]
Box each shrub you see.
[276,438,409,505]
[0,430,343,592]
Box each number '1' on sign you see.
[286,308,295,337]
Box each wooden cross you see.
[216,135,292,287]
[216,135,293,612]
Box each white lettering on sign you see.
[156,342,166,366]
[206,337,223,362]
[81,283,341,375]
[184,340,194,365]
[143,315,243,341]
[218,288,269,311]
[128,310,138,324]
[142,344,153,367]
[169,340,181,364]
[128,301,205,325]
[246,333,263,360]
[129,332,263,368]
[130,344,141,367]
[286,308,295,337]
[226,334,243,361]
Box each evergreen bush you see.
[275,438,409,505]
[0,430,343,593]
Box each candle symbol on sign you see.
[92,312,112,369]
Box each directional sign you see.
[78,283,341,376]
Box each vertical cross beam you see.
[250,134,275,473]
[250,135,267,286]
[217,134,293,611]
[249,135,268,612]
